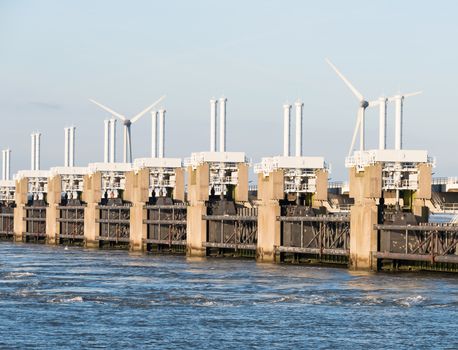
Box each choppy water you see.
[0,242,457,349]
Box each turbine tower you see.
[325,59,378,156]
[89,95,166,163]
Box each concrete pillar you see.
[349,200,378,270]
[186,163,209,257]
[13,177,28,242]
[126,168,149,251]
[173,168,185,202]
[412,163,432,219]
[84,203,99,248]
[46,175,62,245]
[234,163,249,203]
[348,164,382,270]
[82,172,102,248]
[313,169,328,208]
[130,203,147,251]
[256,170,284,263]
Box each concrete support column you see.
[234,163,249,203]
[256,170,284,263]
[84,203,100,248]
[186,163,209,257]
[13,177,28,242]
[125,168,149,251]
[13,205,25,242]
[130,203,146,251]
[46,204,59,245]
[313,169,328,209]
[46,175,61,245]
[349,201,378,270]
[348,164,382,270]
[82,172,102,248]
[173,168,185,202]
[412,163,432,220]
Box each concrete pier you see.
[348,164,381,270]
[46,175,61,245]
[13,177,27,242]
[185,152,250,257]
[256,170,283,262]
[125,168,149,251]
[347,150,434,270]
[186,162,209,257]
[254,156,330,263]
[82,172,102,248]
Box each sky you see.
[0,0,457,181]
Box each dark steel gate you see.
[375,223,458,271]
[204,205,258,256]
[58,205,85,242]
[0,206,14,239]
[97,204,131,244]
[144,204,187,252]
[277,206,350,264]
[24,204,47,242]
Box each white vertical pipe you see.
[35,132,41,171]
[210,99,217,152]
[110,118,116,163]
[394,95,402,150]
[283,104,291,157]
[104,120,110,163]
[359,108,365,152]
[31,133,36,170]
[219,97,227,152]
[151,111,157,158]
[64,128,69,167]
[158,109,165,158]
[378,98,387,150]
[123,125,128,163]
[69,126,75,167]
[5,149,10,181]
[2,150,5,181]
[295,100,303,157]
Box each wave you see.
[47,296,84,304]
[393,295,427,307]
[5,272,36,278]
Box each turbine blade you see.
[387,91,422,101]
[89,99,126,121]
[131,95,166,124]
[403,91,422,98]
[325,58,364,101]
[348,107,363,157]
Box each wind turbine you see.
[90,95,166,163]
[388,91,422,150]
[325,59,378,156]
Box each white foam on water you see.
[6,272,35,278]
[48,296,84,304]
[394,295,427,307]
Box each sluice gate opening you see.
[277,205,350,265]
[375,221,458,272]
[0,205,14,239]
[58,200,85,245]
[24,201,47,243]
[97,199,131,248]
[144,202,187,253]
[204,200,257,258]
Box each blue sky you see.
[1,0,457,180]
